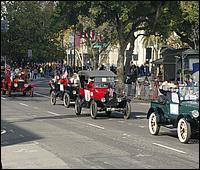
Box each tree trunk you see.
[116,44,126,94]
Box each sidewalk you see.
[1,142,69,169]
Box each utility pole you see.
[73,29,76,72]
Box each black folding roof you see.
[78,70,117,77]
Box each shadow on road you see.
[158,129,199,144]
[1,120,42,147]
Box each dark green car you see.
[147,86,199,143]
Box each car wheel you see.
[23,91,26,96]
[50,91,56,105]
[29,89,33,97]
[2,89,6,95]
[106,111,111,118]
[90,100,97,119]
[63,93,70,108]
[75,97,82,115]
[8,87,11,97]
[148,112,160,135]
[177,118,191,143]
[124,102,131,119]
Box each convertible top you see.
[78,70,117,78]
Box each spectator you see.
[125,74,133,96]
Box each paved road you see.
[1,78,199,169]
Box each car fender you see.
[176,114,193,126]
[147,107,164,123]
[147,108,155,119]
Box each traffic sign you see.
[93,43,108,49]
[28,49,32,58]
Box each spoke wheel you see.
[124,102,131,119]
[8,87,11,97]
[148,112,160,135]
[63,93,70,108]
[29,90,33,97]
[177,118,191,143]
[75,97,82,115]
[90,100,97,119]
[50,91,56,105]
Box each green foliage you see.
[1,1,65,65]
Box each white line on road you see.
[87,123,105,130]
[135,115,147,118]
[1,130,6,135]
[153,143,186,154]
[19,103,29,107]
[47,111,60,116]
[34,92,50,98]
[19,134,24,137]
[1,97,6,100]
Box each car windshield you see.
[94,77,115,88]
[179,86,199,101]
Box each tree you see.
[88,1,167,91]
[1,1,65,65]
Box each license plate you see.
[60,84,64,91]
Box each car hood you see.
[180,100,199,108]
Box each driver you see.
[158,80,178,101]
[86,78,94,89]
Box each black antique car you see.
[75,70,131,119]
[48,77,79,107]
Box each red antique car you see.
[1,69,33,97]
[75,70,131,119]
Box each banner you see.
[5,63,10,78]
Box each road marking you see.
[153,143,186,153]
[1,130,6,135]
[34,92,50,98]
[47,111,60,116]
[19,134,24,137]
[135,115,147,118]
[33,107,39,109]
[87,123,105,130]
[1,97,6,100]
[138,125,146,128]
[19,103,29,107]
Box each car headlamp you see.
[14,83,18,87]
[24,84,28,88]
[101,98,106,102]
[191,110,199,118]
[72,90,76,94]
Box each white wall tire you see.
[177,118,191,143]
[124,102,131,119]
[148,112,160,135]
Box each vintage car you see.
[1,72,33,97]
[147,86,199,143]
[48,77,78,107]
[75,70,131,119]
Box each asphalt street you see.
[1,78,199,169]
